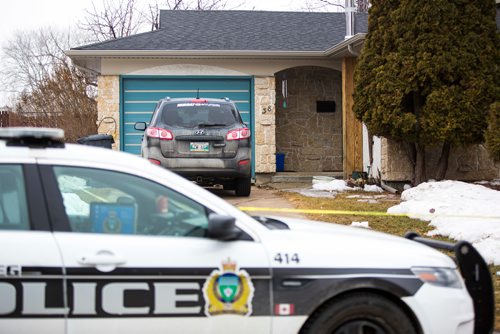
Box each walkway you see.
[209,186,306,219]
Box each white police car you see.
[0,128,494,334]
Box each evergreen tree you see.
[353,0,498,185]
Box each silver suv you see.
[135,97,252,196]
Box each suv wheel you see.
[235,177,251,197]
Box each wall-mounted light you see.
[282,74,288,109]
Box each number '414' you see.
[274,253,300,264]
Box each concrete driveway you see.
[208,185,306,219]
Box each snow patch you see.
[364,184,383,193]
[290,188,337,198]
[312,179,357,192]
[388,180,500,265]
[350,221,370,229]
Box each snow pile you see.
[287,179,388,201]
[312,179,357,192]
[388,180,500,265]
[293,189,337,198]
[312,179,383,193]
[364,184,383,193]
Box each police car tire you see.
[300,292,417,334]
[235,177,251,197]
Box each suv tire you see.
[235,177,251,197]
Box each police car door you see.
[41,165,271,334]
[0,164,65,334]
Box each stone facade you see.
[275,67,343,172]
[254,76,277,173]
[382,138,500,181]
[96,75,120,149]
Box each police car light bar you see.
[0,127,65,148]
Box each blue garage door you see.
[121,75,253,157]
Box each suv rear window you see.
[159,102,241,128]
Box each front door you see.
[41,164,271,334]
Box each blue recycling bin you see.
[276,153,285,172]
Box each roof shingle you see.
[73,10,368,52]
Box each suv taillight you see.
[226,128,251,141]
[146,127,173,140]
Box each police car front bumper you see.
[405,233,495,334]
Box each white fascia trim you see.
[65,49,327,59]
[324,33,366,57]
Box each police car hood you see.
[259,216,456,269]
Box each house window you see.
[316,101,336,113]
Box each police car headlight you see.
[411,267,462,289]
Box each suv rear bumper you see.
[147,147,251,182]
[170,166,250,176]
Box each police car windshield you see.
[160,102,239,129]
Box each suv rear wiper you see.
[197,123,227,128]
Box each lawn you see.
[278,190,499,331]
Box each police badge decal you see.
[203,258,254,316]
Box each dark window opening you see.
[317,101,336,113]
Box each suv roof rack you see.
[0,127,65,148]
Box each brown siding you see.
[342,58,363,179]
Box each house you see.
[67,9,370,182]
[67,9,499,185]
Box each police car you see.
[0,128,494,334]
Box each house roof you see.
[73,10,368,52]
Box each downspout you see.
[347,44,359,57]
[345,0,355,40]
[345,0,359,56]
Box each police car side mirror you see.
[207,213,241,241]
[134,122,147,131]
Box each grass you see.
[278,190,499,330]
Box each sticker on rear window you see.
[177,103,221,107]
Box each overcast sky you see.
[0,0,315,106]
[0,0,308,45]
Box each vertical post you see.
[342,57,363,179]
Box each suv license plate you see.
[189,142,209,152]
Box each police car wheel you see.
[300,292,417,334]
